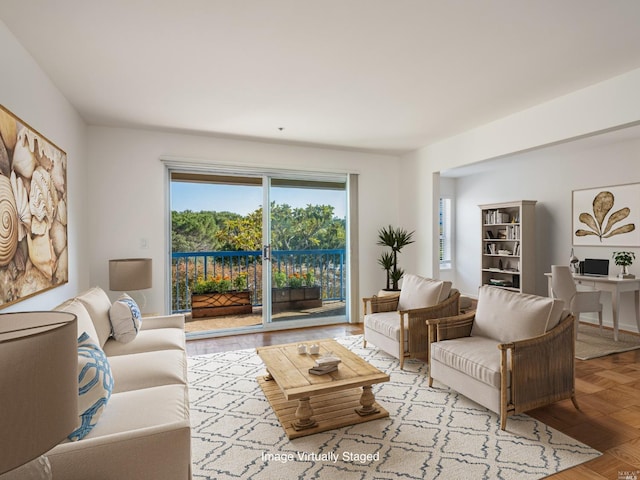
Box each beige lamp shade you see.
[109,258,152,291]
[0,311,78,475]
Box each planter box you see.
[272,286,322,313]
[191,290,252,319]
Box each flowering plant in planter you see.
[233,273,248,291]
[192,274,232,294]
[273,270,287,288]
[273,270,317,288]
[288,273,304,288]
[193,273,248,294]
[304,271,316,287]
[190,273,252,318]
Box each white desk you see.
[545,273,640,341]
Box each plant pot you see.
[272,286,322,313]
[191,290,252,319]
[617,265,635,279]
[377,289,401,298]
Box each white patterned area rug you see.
[188,335,600,480]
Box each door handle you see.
[263,244,271,261]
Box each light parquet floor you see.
[186,323,640,479]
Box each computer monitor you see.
[582,258,609,277]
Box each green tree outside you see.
[172,203,345,252]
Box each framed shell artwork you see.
[573,182,639,247]
[0,105,68,308]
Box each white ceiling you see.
[2,1,640,154]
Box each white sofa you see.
[47,287,191,480]
[427,286,578,430]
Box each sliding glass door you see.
[170,169,349,335]
[266,177,347,325]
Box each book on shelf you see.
[485,210,511,224]
[513,243,521,255]
[489,278,513,287]
[505,224,520,239]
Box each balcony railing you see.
[171,248,346,313]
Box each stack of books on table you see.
[309,355,341,375]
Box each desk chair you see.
[551,265,603,339]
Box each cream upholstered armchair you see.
[427,286,579,430]
[362,274,460,369]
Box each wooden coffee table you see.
[257,338,390,439]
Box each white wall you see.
[452,133,640,331]
[0,20,88,312]
[402,67,640,279]
[86,126,401,318]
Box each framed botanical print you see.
[572,182,639,247]
[0,105,68,308]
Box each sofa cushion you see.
[103,328,186,356]
[55,298,100,345]
[78,384,189,439]
[139,313,185,331]
[68,332,114,441]
[109,349,187,394]
[77,287,113,347]
[431,336,505,389]
[398,274,452,310]
[471,286,564,343]
[109,294,142,344]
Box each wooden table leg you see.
[356,385,380,416]
[292,397,317,431]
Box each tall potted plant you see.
[377,225,415,291]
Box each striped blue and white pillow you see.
[108,293,142,343]
[68,332,113,441]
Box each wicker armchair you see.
[362,275,460,369]
[427,286,579,430]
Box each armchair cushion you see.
[364,311,404,340]
[398,274,452,310]
[431,336,504,389]
[471,286,564,343]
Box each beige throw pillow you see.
[77,287,114,348]
[55,298,100,344]
[398,274,452,310]
[109,293,142,343]
[471,286,564,343]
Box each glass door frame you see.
[261,173,349,328]
[164,160,355,337]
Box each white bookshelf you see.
[480,200,537,294]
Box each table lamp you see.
[109,258,152,308]
[0,311,78,479]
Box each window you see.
[439,197,452,269]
